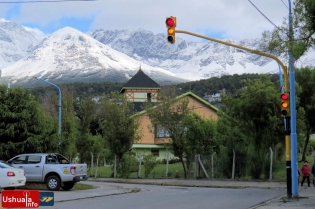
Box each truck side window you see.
[56,154,70,164]
[27,155,41,164]
[10,156,26,164]
[46,155,57,164]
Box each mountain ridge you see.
[1,26,186,87]
[87,28,315,80]
[0,21,314,88]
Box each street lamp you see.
[35,77,62,136]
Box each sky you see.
[0,0,292,42]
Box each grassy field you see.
[89,156,315,181]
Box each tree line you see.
[1,66,315,179]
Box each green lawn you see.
[90,163,183,179]
[89,156,315,181]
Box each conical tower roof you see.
[120,68,160,93]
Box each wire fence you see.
[89,147,302,180]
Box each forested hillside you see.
[28,82,123,100]
[28,74,281,99]
[175,73,280,97]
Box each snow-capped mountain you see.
[1,27,186,87]
[0,21,39,69]
[88,29,315,80]
[1,21,314,87]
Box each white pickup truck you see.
[8,153,88,191]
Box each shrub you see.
[115,153,138,178]
[162,157,181,164]
[143,154,159,178]
[175,170,180,178]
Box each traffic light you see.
[166,16,176,43]
[281,93,290,117]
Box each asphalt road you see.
[52,182,285,209]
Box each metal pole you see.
[232,149,235,180]
[288,0,298,197]
[138,151,142,178]
[165,149,169,178]
[114,154,117,178]
[35,77,62,136]
[211,152,216,180]
[269,147,273,181]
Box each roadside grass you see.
[18,182,95,191]
[89,156,314,181]
[89,163,183,179]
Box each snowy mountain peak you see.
[1,26,186,87]
[0,21,39,69]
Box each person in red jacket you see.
[301,160,311,187]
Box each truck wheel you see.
[46,175,61,191]
[61,182,75,191]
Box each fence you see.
[88,147,285,180]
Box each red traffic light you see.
[166,18,175,27]
[281,93,288,100]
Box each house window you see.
[156,125,170,138]
[147,93,151,102]
[151,149,159,157]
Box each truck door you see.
[23,155,43,182]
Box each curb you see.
[87,179,286,190]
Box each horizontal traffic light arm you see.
[174,30,289,93]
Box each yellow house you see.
[120,69,218,160]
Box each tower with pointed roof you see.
[120,67,161,112]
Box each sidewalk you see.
[90,178,315,209]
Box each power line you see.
[248,0,278,28]
[280,0,289,9]
[0,0,96,3]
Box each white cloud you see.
[0,18,10,22]
[23,26,47,41]
[0,0,292,41]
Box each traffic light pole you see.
[173,29,292,198]
[288,0,298,197]
[284,117,292,198]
